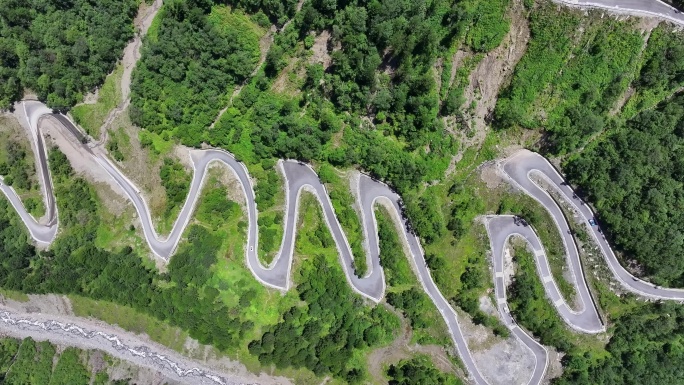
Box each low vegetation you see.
[158,156,191,224]
[71,64,124,137]
[376,207,451,345]
[248,196,399,382]
[318,164,367,277]
[0,125,45,218]
[387,355,462,385]
[509,243,576,351]
[495,2,644,153]
[0,337,126,384]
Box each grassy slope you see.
[0,115,45,218]
[317,163,368,277]
[71,64,124,137]
[376,207,452,346]
[8,0,679,382]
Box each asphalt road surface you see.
[504,150,684,301]
[0,102,57,244]
[555,0,684,26]
[8,101,492,384]
[6,101,684,385]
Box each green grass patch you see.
[376,207,452,346]
[317,163,367,277]
[208,5,266,45]
[442,53,484,116]
[156,157,191,234]
[0,116,46,218]
[70,295,189,353]
[508,241,607,355]
[499,192,578,303]
[138,130,175,157]
[71,64,124,137]
[106,126,130,162]
[146,5,163,43]
[0,288,29,302]
[251,160,285,265]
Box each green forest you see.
[3,0,684,384]
[494,3,684,285]
[0,0,137,109]
[387,356,462,385]
[129,1,264,145]
[555,302,684,385]
[565,95,684,285]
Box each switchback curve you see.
[2,101,682,385]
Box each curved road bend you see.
[482,218,550,385]
[505,150,684,301]
[11,101,492,385]
[485,216,603,334]
[10,101,684,385]
[555,0,684,26]
[0,102,57,244]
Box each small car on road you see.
[589,218,597,226]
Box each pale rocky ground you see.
[444,0,531,176]
[462,304,537,385]
[0,294,292,385]
[365,307,463,384]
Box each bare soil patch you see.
[206,161,247,206]
[310,30,332,69]
[79,89,99,105]
[480,161,504,189]
[459,0,531,149]
[272,58,304,95]
[107,110,167,221]
[38,117,126,213]
[122,0,163,102]
[366,306,462,384]
[448,50,469,90]
[459,305,536,385]
[0,293,74,317]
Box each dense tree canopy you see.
[130,0,262,144]
[387,356,462,385]
[248,254,396,382]
[0,0,137,109]
[566,94,684,285]
[555,302,684,385]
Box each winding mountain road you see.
[554,0,684,26]
[2,100,684,385]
